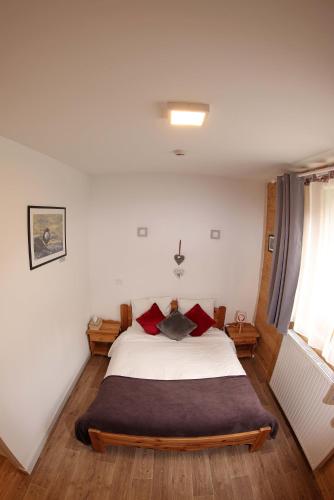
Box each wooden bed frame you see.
[88,300,272,454]
[120,299,227,332]
[88,427,271,453]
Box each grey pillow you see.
[157,310,197,341]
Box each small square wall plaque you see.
[210,229,221,240]
[137,227,148,237]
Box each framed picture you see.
[28,206,66,270]
[235,310,247,323]
[268,234,275,253]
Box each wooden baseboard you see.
[0,438,27,474]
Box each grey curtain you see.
[267,173,304,333]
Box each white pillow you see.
[131,296,173,330]
[150,296,173,316]
[178,298,215,318]
[131,298,152,329]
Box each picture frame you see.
[268,234,275,253]
[28,206,67,270]
[235,310,247,323]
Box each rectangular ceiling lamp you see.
[168,102,209,126]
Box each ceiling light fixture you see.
[173,149,186,156]
[167,102,209,127]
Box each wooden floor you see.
[0,356,324,500]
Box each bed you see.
[75,301,278,453]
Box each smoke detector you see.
[173,149,186,156]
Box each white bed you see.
[105,326,246,380]
[76,303,275,454]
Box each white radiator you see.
[270,330,334,469]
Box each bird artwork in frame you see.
[27,206,67,269]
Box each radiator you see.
[270,330,334,469]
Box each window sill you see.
[293,331,334,371]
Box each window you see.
[293,178,334,365]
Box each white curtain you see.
[293,179,334,365]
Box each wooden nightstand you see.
[225,323,260,358]
[87,320,121,356]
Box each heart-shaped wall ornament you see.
[174,240,185,266]
[174,267,184,278]
[174,254,185,265]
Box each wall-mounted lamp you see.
[137,227,148,237]
[210,229,221,239]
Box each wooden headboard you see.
[120,300,226,332]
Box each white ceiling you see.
[1,0,334,179]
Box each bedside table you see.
[225,323,260,358]
[87,320,121,356]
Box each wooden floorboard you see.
[0,356,324,499]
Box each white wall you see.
[0,137,90,472]
[89,174,265,323]
[0,152,265,472]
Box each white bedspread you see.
[105,327,245,380]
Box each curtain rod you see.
[297,164,334,178]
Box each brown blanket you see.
[75,375,278,445]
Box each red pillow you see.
[136,303,166,335]
[185,303,215,337]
